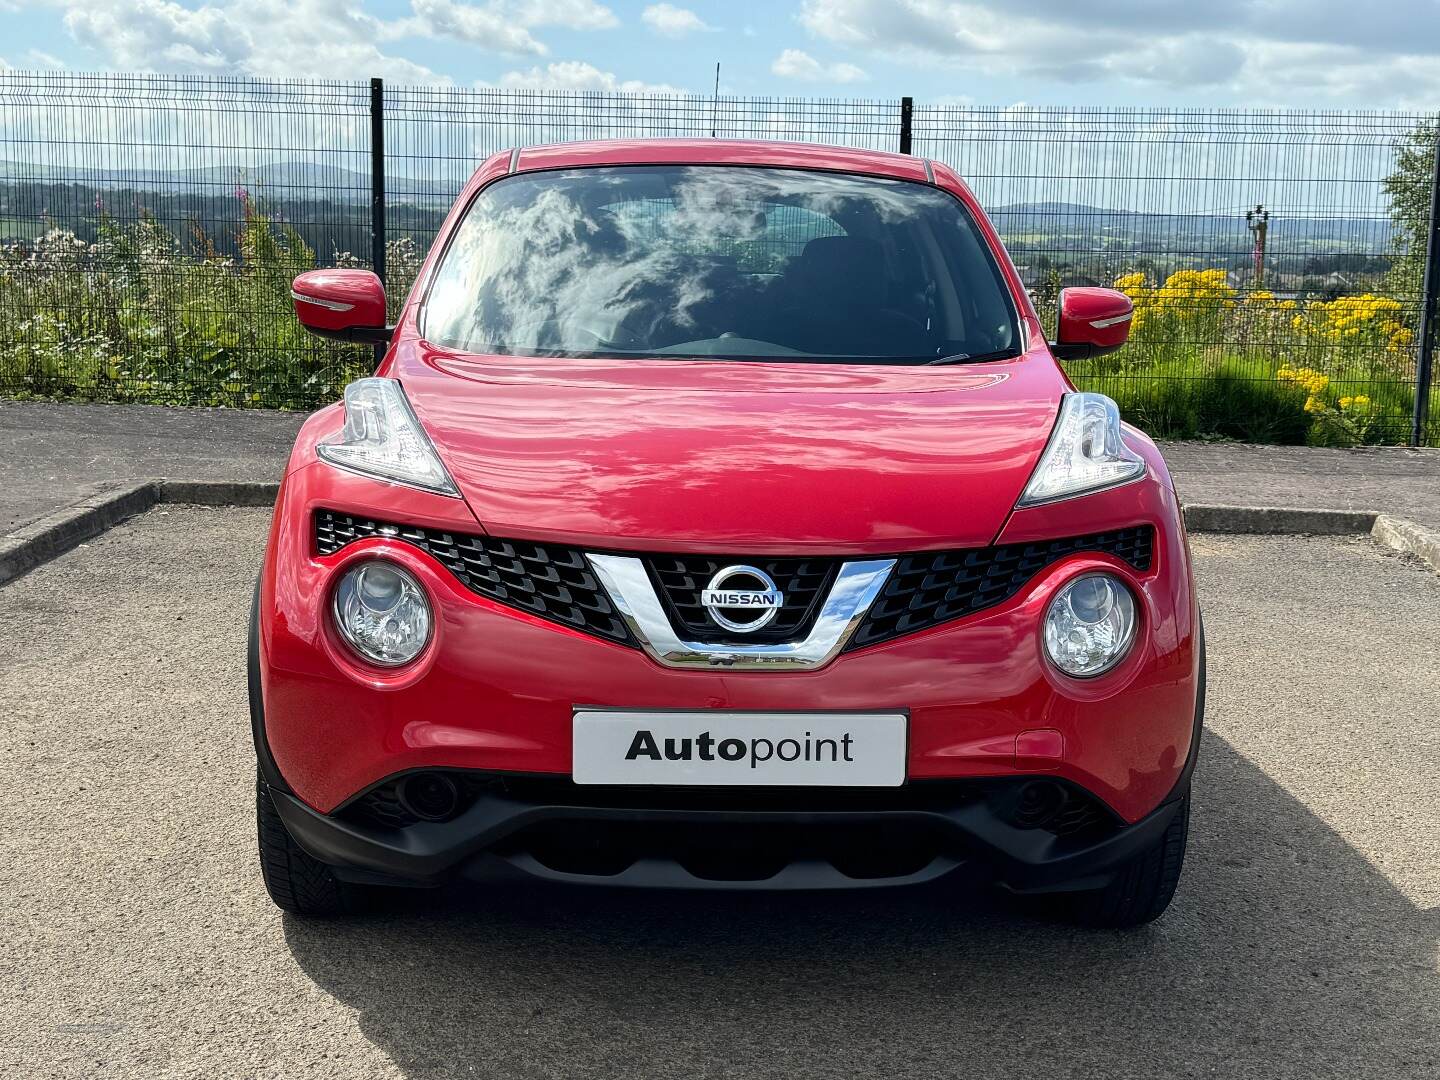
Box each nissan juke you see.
[252,139,1203,928]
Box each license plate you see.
[572,710,906,787]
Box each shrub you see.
[0,202,388,409]
[1088,266,1429,446]
[1072,357,1313,444]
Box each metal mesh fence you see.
[914,106,1435,445]
[0,72,377,406]
[0,71,1434,445]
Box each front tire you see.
[1058,794,1190,928]
[256,776,368,916]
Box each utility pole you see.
[1246,205,1270,288]
[369,77,386,365]
[1411,127,1440,447]
[710,62,720,138]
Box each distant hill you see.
[0,167,1396,275]
[989,200,1392,249]
[0,160,449,204]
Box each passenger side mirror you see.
[291,269,392,346]
[1051,287,1133,361]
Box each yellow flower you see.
[1304,396,1326,414]
[1277,366,1328,397]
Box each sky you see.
[0,0,1438,108]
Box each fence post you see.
[369,77,387,365]
[1412,121,1440,447]
[899,96,913,156]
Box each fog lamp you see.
[332,560,431,666]
[1042,572,1137,678]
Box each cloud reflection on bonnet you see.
[421,164,1017,363]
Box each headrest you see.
[790,235,885,302]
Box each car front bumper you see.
[265,768,1194,894]
[257,462,1200,829]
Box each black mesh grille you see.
[646,556,837,644]
[848,526,1154,650]
[1048,792,1109,838]
[345,772,487,829]
[316,512,1153,652]
[341,773,1120,842]
[350,782,415,829]
[314,511,634,645]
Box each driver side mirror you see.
[291,269,392,346]
[1051,287,1133,361]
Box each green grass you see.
[1068,355,1424,446]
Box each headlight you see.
[318,378,459,497]
[332,560,432,666]
[1018,393,1145,506]
[1042,572,1137,678]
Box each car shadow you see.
[283,732,1439,1080]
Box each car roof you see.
[512,138,932,182]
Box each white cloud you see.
[641,3,711,37]
[509,0,617,30]
[497,60,682,94]
[795,0,1440,104]
[33,0,620,81]
[770,48,867,84]
[0,46,62,68]
[62,0,251,74]
[46,0,446,79]
[24,48,65,67]
[396,0,548,55]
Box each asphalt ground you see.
[4,399,1439,534]
[1,507,1437,1079]
[0,401,301,534]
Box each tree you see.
[1383,119,1438,300]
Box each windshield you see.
[422,164,1019,364]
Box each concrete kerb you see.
[155,479,282,507]
[1,485,1437,588]
[1370,514,1440,573]
[0,479,280,586]
[1182,503,1440,574]
[1180,504,1381,536]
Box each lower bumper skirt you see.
[268,778,1185,894]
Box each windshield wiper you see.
[925,347,1021,366]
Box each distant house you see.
[1013,264,1102,291]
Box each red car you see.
[253,139,1202,927]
